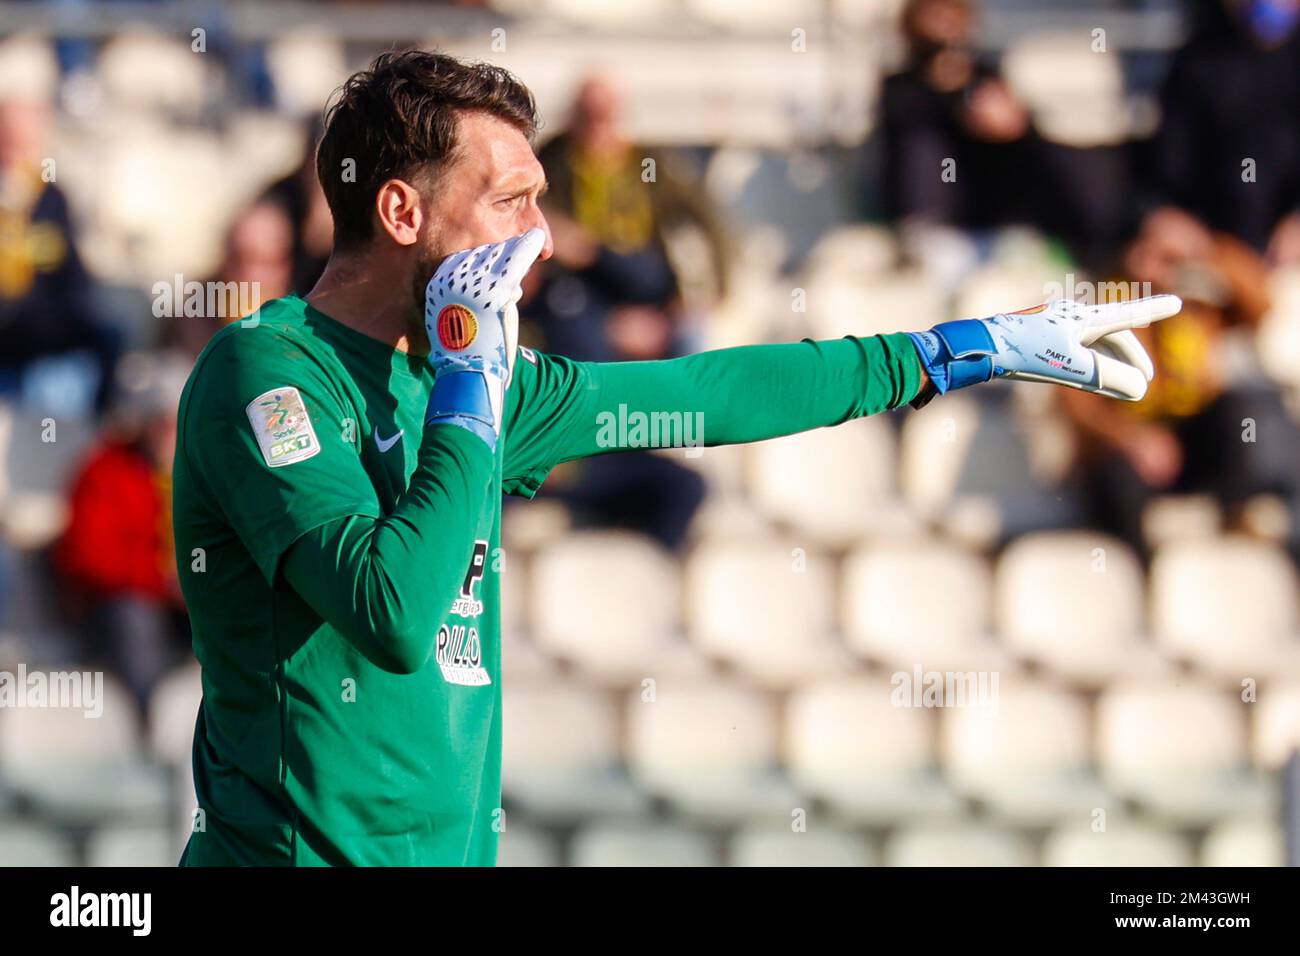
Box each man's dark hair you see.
[315,50,538,250]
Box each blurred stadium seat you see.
[85,822,175,867]
[0,820,77,866]
[146,662,201,765]
[1097,679,1271,824]
[1200,817,1285,867]
[625,679,797,820]
[496,825,563,867]
[1001,31,1130,148]
[569,824,719,867]
[529,531,706,683]
[0,672,170,824]
[264,30,348,117]
[501,681,646,821]
[785,676,961,824]
[1151,537,1300,680]
[684,538,851,686]
[841,536,1008,672]
[746,417,906,547]
[1,407,94,549]
[1257,267,1300,388]
[1250,680,1300,769]
[97,30,212,120]
[728,824,876,866]
[884,825,1035,867]
[996,531,1166,685]
[940,678,1109,824]
[1042,821,1194,867]
[897,394,981,523]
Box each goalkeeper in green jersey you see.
[174,50,1180,866]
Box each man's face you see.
[414,111,553,296]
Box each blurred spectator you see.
[260,119,333,294]
[1146,0,1300,263]
[1059,229,1300,560]
[53,353,191,730]
[880,0,1133,265]
[526,74,731,549]
[162,199,295,358]
[880,0,1033,232]
[0,83,121,412]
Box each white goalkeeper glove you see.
[907,294,1183,404]
[424,228,546,450]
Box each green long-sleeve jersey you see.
[173,293,921,866]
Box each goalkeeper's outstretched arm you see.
[501,295,1181,479]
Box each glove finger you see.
[492,228,547,289]
[1095,329,1153,381]
[431,248,473,294]
[1092,349,1150,401]
[1082,294,1182,342]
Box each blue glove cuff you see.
[427,414,497,451]
[427,370,497,449]
[907,320,998,394]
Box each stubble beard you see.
[409,239,441,355]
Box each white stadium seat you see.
[685,539,851,686]
[747,417,900,548]
[569,824,718,867]
[1152,537,1300,680]
[687,0,823,32]
[1002,31,1130,148]
[996,532,1163,684]
[1,408,95,548]
[0,34,57,101]
[496,825,563,868]
[842,538,1009,672]
[1256,266,1300,388]
[86,823,176,867]
[264,30,349,116]
[0,671,170,824]
[940,679,1109,824]
[625,680,798,820]
[97,30,214,119]
[785,677,961,824]
[502,682,645,821]
[803,225,898,283]
[1043,822,1194,867]
[530,531,705,683]
[0,820,76,866]
[803,272,942,341]
[885,825,1035,867]
[1250,680,1300,769]
[1201,817,1285,867]
[728,824,876,867]
[147,663,202,765]
[897,395,981,522]
[1097,679,1270,823]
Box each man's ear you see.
[374,178,423,247]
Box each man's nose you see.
[524,207,553,261]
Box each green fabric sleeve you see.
[502,332,921,496]
[279,424,496,675]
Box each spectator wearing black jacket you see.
[1145,0,1300,264]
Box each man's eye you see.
[497,196,523,208]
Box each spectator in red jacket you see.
[54,353,191,728]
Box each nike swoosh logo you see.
[374,427,404,453]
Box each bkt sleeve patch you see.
[245,386,321,468]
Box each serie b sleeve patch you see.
[245,386,321,468]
